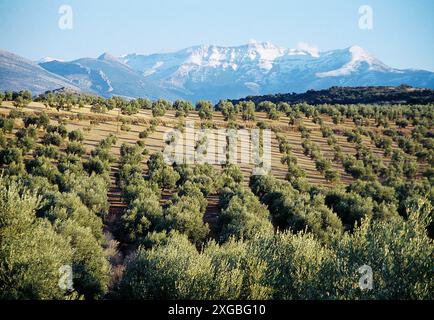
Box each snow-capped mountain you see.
[1,42,434,100]
[118,42,434,101]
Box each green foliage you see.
[250,175,343,242]
[119,203,433,300]
[173,100,193,117]
[26,156,59,182]
[118,232,213,299]
[196,100,213,120]
[238,101,256,121]
[118,232,272,300]
[90,103,108,113]
[216,187,273,242]
[57,154,83,173]
[147,153,180,190]
[66,142,86,156]
[0,219,73,299]
[0,117,14,133]
[325,189,373,230]
[23,112,49,128]
[119,187,163,243]
[0,94,432,300]
[84,156,108,175]
[56,220,110,299]
[152,99,170,117]
[42,192,104,242]
[91,134,117,163]
[12,92,32,108]
[0,147,23,166]
[117,143,165,245]
[42,132,63,146]
[57,171,109,217]
[121,99,141,115]
[222,164,244,185]
[216,100,238,121]
[47,124,68,138]
[163,191,209,246]
[0,175,110,300]
[68,129,84,142]
[324,168,340,183]
[0,178,72,299]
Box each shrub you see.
[26,156,59,182]
[0,147,23,165]
[173,100,193,117]
[239,101,256,121]
[56,220,110,299]
[0,179,73,299]
[84,156,109,175]
[216,100,237,121]
[196,100,214,120]
[250,175,343,242]
[57,171,109,217]
[325,169,341,183]
[68,129,84,142]
[0,118,14,133]
[325,190,373,230]
[163,193,209,246]
[152,99,170,117]
[66,142,86,156]
[216,187,273,242]
[42,132,63,146]
[35,145,60,159]
[119,188,164,243]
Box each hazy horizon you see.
[0,0,433,71]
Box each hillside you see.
[0,93,432,300]
[0,50,80,93]
[231,85,434,105]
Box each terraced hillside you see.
[0,100,430,217]
[0,93,432,300]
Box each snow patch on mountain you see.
[296,42,320,58]
[36,57,63,64]
[98,70,113,92]
[316,45,392,78]
[143,61,164,76]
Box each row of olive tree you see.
[0,115,112,299]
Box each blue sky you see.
[0,0,433,71]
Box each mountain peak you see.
[36,57,63,64]
[294,42,320,58]
[98,52,119,62]
[348,45,373,61]
[348,45,365,52]
[247,39,276,48]
[348,45,391,71]
[316,45,392,78]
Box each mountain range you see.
[1,41,434,101]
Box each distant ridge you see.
[230,85,434,105]
[0,49,80,94]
